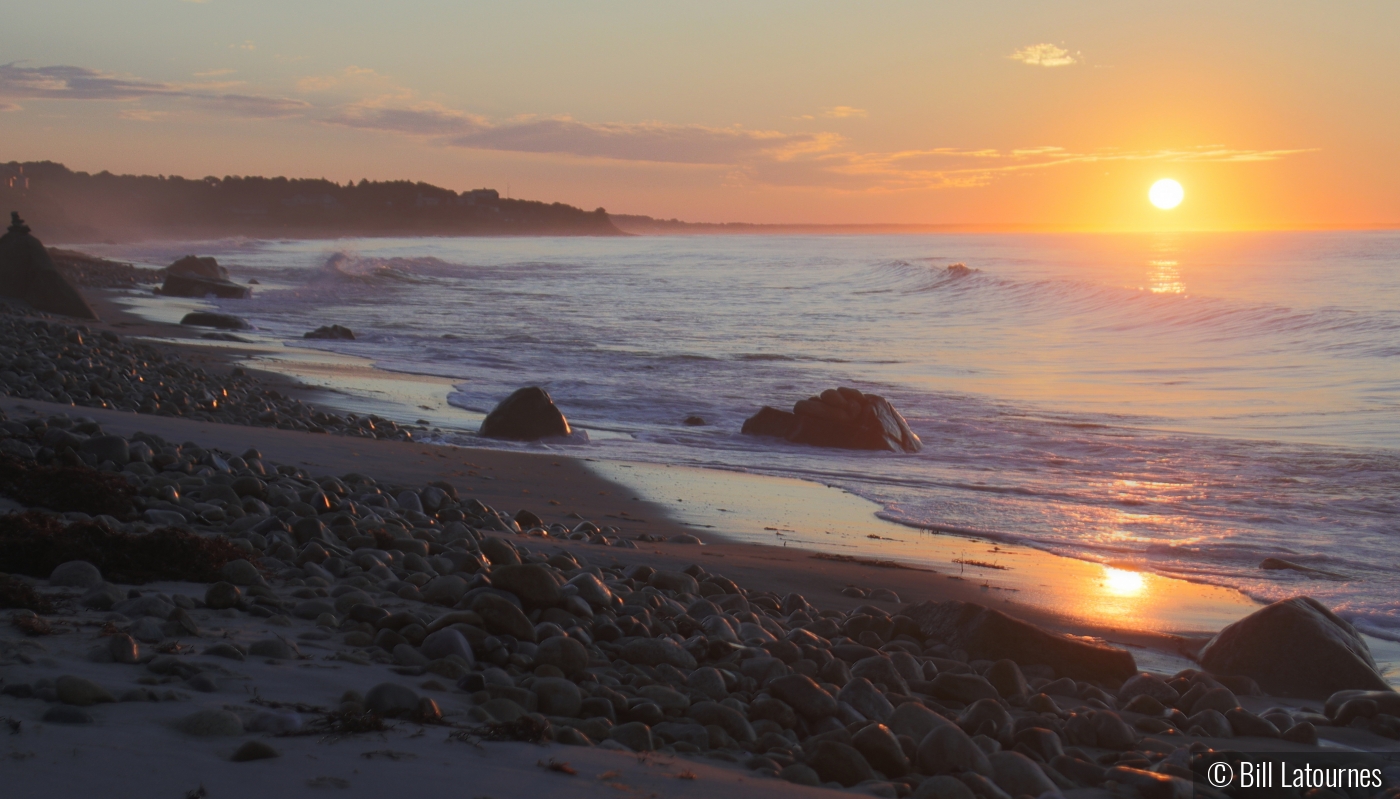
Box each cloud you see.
[230,41,256,51]
[0,101,19,112]
[329,106,839,165]
[194,68,236,78]
[0,62,307,118]
[823,106,868,119]
[1009,43,1079,67]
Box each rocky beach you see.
[2,233,1399,799]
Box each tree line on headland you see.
[0,161,622,242]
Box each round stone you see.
[204,582,243,610]
[49,560,103,588]
[219,559,262,586]
[247,638,298,660]
[176,709,245,737]
[365,682,420,717]
[533,677,583,717]
[56,675,114,706]
[231,740,280,762]
[608,721,654,752]
[535,635,588,678]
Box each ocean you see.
[97,231,1400,638]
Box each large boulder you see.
[901,600,1136,684]
[741,387,921,453]
[478,386,571,441]
[304,324,355,340]
[157,255,250,299]
[180,312,250,330]
[1198,597,1392,699]
[0,213,98,319]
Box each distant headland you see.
[0,161,622,242]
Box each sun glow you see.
[1103,566,1146,596]
[1149,179,1184,210]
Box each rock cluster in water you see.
[743,387,922,453]
[3,409,1397,797]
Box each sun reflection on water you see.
[1104,566,1146,596]
[1148,260,1185,294]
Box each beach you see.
[2,243,1399,799]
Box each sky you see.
[2,1,1398,229]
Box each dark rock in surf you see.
[180,312,250,331]
[304,325,355,340]
[478,386,571,441]
[1198,596,1392,699]
[157,255,250,299]
[901,600,1136,684]
[0,213,99,320]
[741,386,921,453]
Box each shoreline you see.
[77,282,1269,651]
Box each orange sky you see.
[2,1,1397,229]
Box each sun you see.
[1149,178,1184,210]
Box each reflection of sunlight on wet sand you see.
[1105,566,1145,595]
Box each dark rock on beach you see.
[180,312,250,330]
[0,213,98,320]
[1199,596,1392,698]
[304,325,355,340]
[478,386,571,441]
[742,386,921,453]
[157,255,251,299]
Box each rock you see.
[851,655,910,695]
[609,721,654,751]
[180,312,250,330]
[1105,767,1191,799]
[0,214,98,319]
[80,434,130,467]
[533,677,583,717]
[113,595,176,619]
[928,673,999,704]
[56,675,114,706]
[177,709,245,737]
[1190,686,1239,715]
[780,763,822,786]
[1117,672,1180,706]
[741,387,922,453]
[478,386,571,441]
[639,685,690,714]
[292,599,336,620]
[304,325,355,340]
[652,721,708,748]
[916,725,992,776]
[43,706,94,724]
[1186,709,1232,737]
[911,775,978,799]
[683,415,706,426]
[687,667,729,700]
[688,701,757,743]
[889,701,952,743]
[203,642,246,661]
[159,273,250,299]
[49,560,102,588]
[365,682,420,717]
[220,559,262,586]
[988,751,1058,797]
[808,740,876,787]
[852,723,910,778]
[130,617,165,643]
[620,637,697,670]
[420,629,474,664]
[985,659,1029,700]
[565,573,613,607]
[205,582,243,610]
[959,699,1013,740]
[109,633,140,664]
[247,638,298,660]
[648,570,699,595]
[231,740,280,762]
[167,255,228,281]
[80,582,126,610]
[470,593,538,642]
[478,538,521,566]
[421,575,468,606]
[1226,708,1281,738]
[769,673,840,721]
[536,635,588,678]
[901,600,1137,684]
[839,677,895,722]
[490,564,562,608]
[1197,596,1391,699]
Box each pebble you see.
[108,633,140,664]
[55,675,114,706]
[916,725,991,777]
[620,637,697,670]
[247,638,298,660]
[219,559,263,586]
[911,776,977,799]
[608,721,655,752]
[231,741,281,762]
[49,560,103,588]
[365,682,420,717]
[534,635,587,678]
[809,740,876,788]
[204,582,243,610]
[532,677,582,716]
[988,751,1058,797]
[202,642,246,661]
[176,709,245,737]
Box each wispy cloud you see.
[230,41,256,51]
[823,106,868,119]
[193,68,236,78]
[0,101,20,112]
[1009,43,1079,67]
[0,62,306,118]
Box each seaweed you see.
[0,454,135,518]
[0,512,249,584]
[0,575,54,613]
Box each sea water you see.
[98,232,1400,637]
